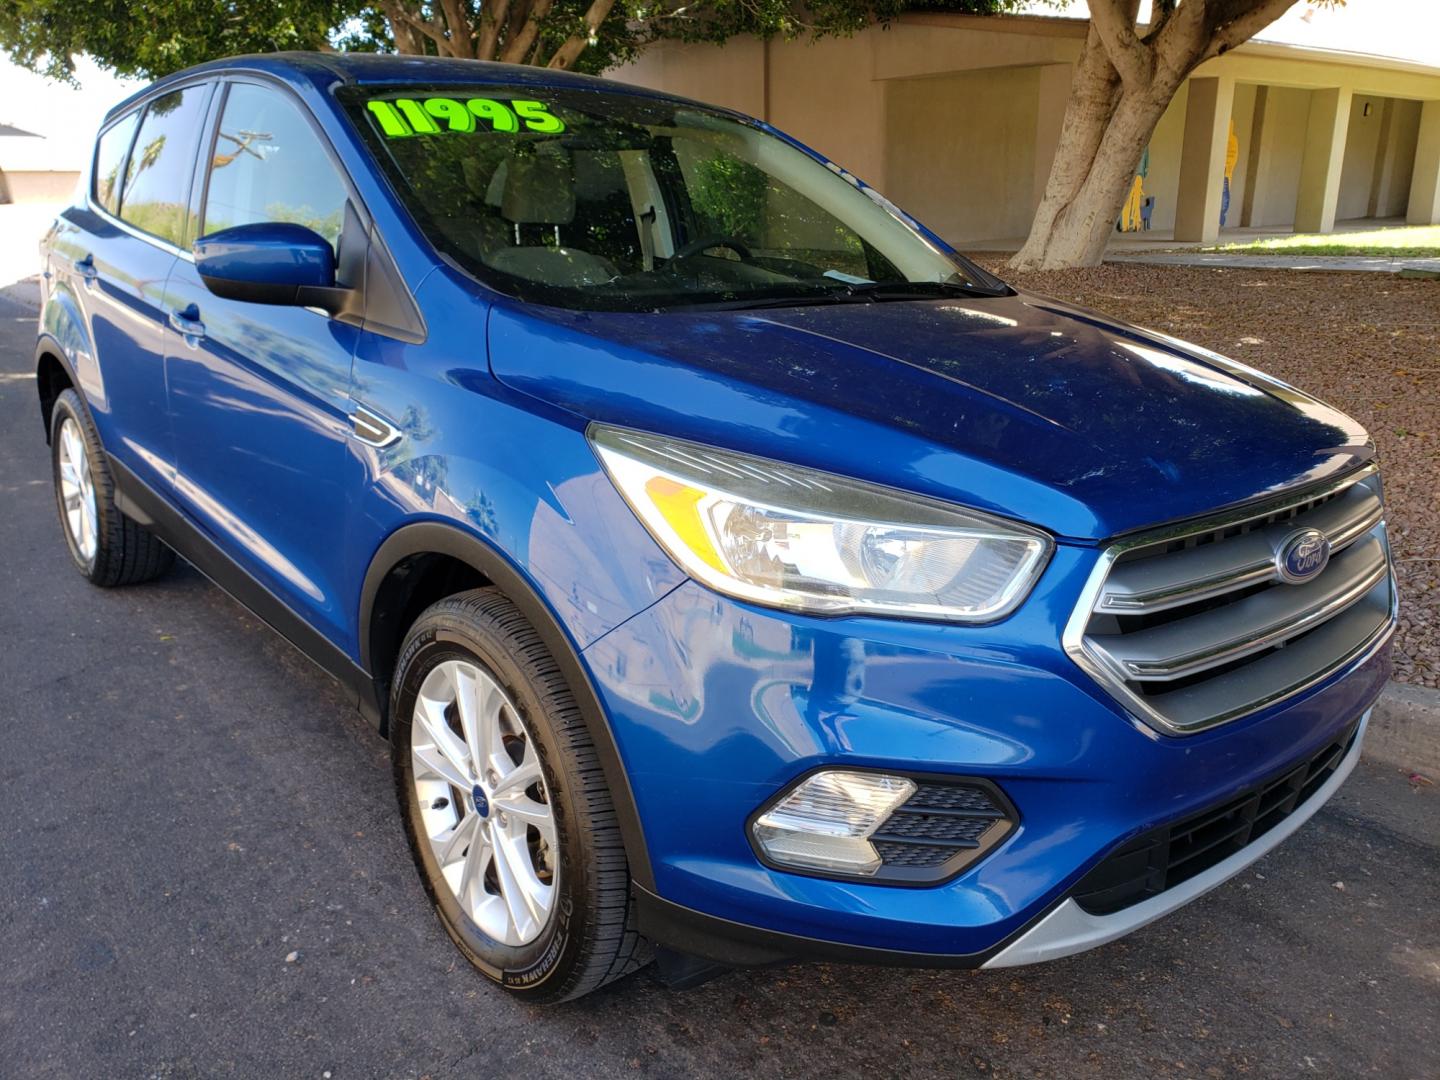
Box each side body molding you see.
[359,521,655,890]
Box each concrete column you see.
[1032,64,1072,210]
[1407,99,1440,225]
[1174,76,1235,243]
[1294,87,1353,233]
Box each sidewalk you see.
[1104,250,1440,274]
[959,215,1440,274]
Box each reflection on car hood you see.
[488,290,1370,540]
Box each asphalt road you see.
[2,296,1438,1080]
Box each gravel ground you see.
[981,261,1440,690]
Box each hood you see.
[488,290,1370,540]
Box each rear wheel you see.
[49,389,173,587]
[390,588,650,1002]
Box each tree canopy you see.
[0,0,1040,82]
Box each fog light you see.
[752,771,916,875]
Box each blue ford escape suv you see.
[36,53,1396,1002]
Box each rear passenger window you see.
[202,83,348,251]
[93,112,139,214]
[120,86,210,247]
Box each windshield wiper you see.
[841,280,1009,300]
[665,277,1009,313]
[668,288,864,312]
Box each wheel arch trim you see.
[358,520,655,890]
[34,332,84,439]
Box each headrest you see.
[501,148,576,226]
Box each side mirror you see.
[193,222,349,314]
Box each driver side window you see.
[202,83,348,250]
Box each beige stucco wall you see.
[868,16,1079,81]
[768,34,886,188]
[883,66,1042,242]
[615,38,767,120]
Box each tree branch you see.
[383,2,425,53]
[1140,0,1177,43]
[1149,0,1210,87]
[476,0,511,59]
[546,0,617,69]
[499,0,554,63]
[386,3,452,54]
[505,0,529,46]
[1088,0,1151,90]
[438,0,477,58]
[1203,0,1297,60]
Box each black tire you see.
[49,389,174,587]
[390,588,650,1002]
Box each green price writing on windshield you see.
[367,97,565,137]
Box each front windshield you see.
[343,85,1006,312]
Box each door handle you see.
[73,254,98,283]
[169,306,206,341]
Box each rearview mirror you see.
[194,222,349,314]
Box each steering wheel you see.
[670,234,753,262]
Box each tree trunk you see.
[384,3,427,56]
[1010,0,1300,271]
[1012,36,1177,270]
[1011,27,1119,270]
[1017,86,1176,269]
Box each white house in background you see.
[0,57,139,204]
[0,121,80,202]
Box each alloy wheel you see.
[57,417,98,564]
[411,659,558,947]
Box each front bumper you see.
[985,709,1366,968]
[581,543,1391,967]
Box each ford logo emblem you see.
[471,784,490,819]
[1276,528,1331,584]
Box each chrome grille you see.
[1066,467,1397,735]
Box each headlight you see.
[590,425,1051,622]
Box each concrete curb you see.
[1105,252,1440,275]
[1365,681,1440,778]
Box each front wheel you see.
[390,588,650,1002]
